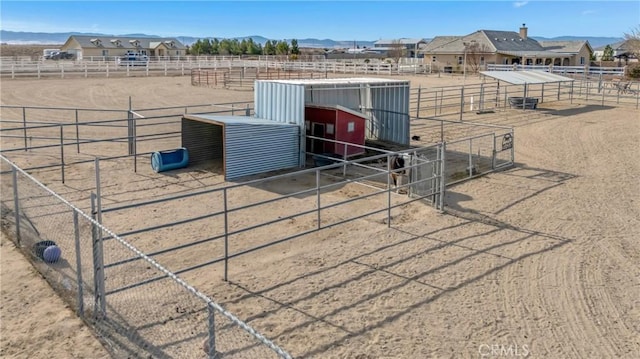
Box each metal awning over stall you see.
[479,70,575,85]
[181,114,299,180]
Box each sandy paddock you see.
[1,74,639,358]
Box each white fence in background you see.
[486,63,625,76]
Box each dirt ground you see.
[1,74,639,358]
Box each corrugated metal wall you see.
[182,118,223,163]
[254,81,306,126]
[370,85,410,145]
[254,80,411,165]
[225,124,299,180]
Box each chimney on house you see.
[519,23,528,40]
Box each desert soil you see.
[1,74,639,358]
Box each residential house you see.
[373,38,428,58]
[60,35,187,60]
[593,40,638,63]
[422,24,593,72]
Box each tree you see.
[210,38,219,55]
[264,40,276,55]
[290,39,300,55]
[623,26,640,79]
[602,45,614,61]
[276,40,290,55]
[466,42,491,73]
[246,38,262,55]
[388,39,406,64]
[623,25,640,59]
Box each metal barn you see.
[304,104,367,157]
[254,78,411,166]
[181,114,299,180]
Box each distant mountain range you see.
[0,30,624,49]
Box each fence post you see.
[585,80,590,102]
[12,167,21,246]
[75,109,80,153]
[90,192,106,318]
[415,85,422,118]
[557,82,561,101]
[106,62,109,78]
[22,107,28,151]
[386,154,391,228]
[492,134,497,170]
[522,84,527,110]
[510,129,515,164]
[541,83,545,104]
[128,97,134,156]
[570,81,574,104]
[133,116,138,173]
[207,304,217,359]
[468,138,473,178]
[73,210,85,317]
[245,104,250,116]
[316,169,321,229]
[223,188,229,282]
[459,87,465,121]
[343,144,347,177]
[60,125,65,183]
[439,142,446,211]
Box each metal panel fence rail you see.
[565,79,640,109]
[191,68,327,90]
[0,100,254,176]
[0,155,292,359]
[409,80,575,121]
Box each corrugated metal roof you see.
[479,70,575,85]
[258,78,409,86]
[183,114,298,126]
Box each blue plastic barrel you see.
[151,147,189,173]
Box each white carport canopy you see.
[479,70,575,85]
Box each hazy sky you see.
[1,1,638,40]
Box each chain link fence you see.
[0,155,291,359]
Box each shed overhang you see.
[479,70,575,85]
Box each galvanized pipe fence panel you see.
[0,101,254,173]
[0,154,292,359]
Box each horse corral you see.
[1,73,639,358]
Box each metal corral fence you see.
[410,77,639,121]
[0,100,254,177]
[191,68,327,90]
[0,155,292,359]
[567,78,640,109]
[0,140,449,359]
[0,96,519,356]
